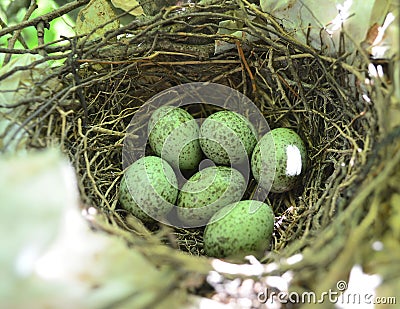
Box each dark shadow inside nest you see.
[67,41,377,259]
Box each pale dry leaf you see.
[215,18,257,54]
[0,54,58,153]
[260,0,377,55]
[0,149,181,309]
[0,54,48,104]
[111,0,144,16]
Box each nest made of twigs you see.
[65,4,378,256]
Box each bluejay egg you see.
[199,111,258,165]
[177,166,246,227]
[251,128,307,193]
[203,200,274,258]
[148,106,202,170]
[119,156,178,223]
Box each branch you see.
[0,0,89,37]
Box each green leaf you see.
[76,0,120,41]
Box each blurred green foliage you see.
[0,0,76,66]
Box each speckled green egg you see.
[119,156,178,223]
[148,106,202,170]
[203,200,274,258]
[177,166,247,227]
[199,111,258,165]
[251,128,307,193]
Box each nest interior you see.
[3,0,398,301]
[61,4,378,255]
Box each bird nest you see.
[2,0,398,307]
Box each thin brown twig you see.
[0,0,90,38]
[0,47,39,54]
[3,0,38,65]
[235,40,256,93]
[77,56,241,66]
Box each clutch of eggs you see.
[120,106,307,258]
